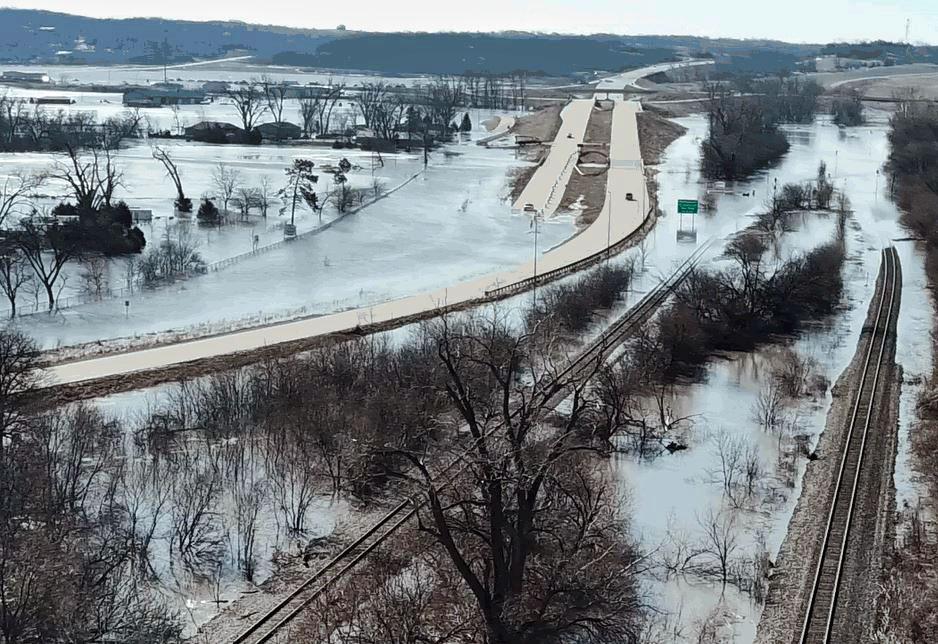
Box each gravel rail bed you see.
[756,253,902,644]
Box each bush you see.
[51,200,146,254]
[525,263,634,335]
[175,196,193,213]
[832,96,864,127]
[650,238,845,380]
[197,198,221,224]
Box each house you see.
[255,121,303,140]
[201,81,230,94]
[123,88,205,108]
[130,209,153,223]
[184,121,243,143]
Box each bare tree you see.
[0,247,32,318]
[752,380,785,432]
[50,144,123,211]
[257,176,275,217]
[233,187,260,221]
[78,255,110,300]
[299,95,320,137]
[408,312,645,644]
[0,172,45,227]
[13,218,80,311]
[168,449,223,570]
[227,82,268,133]
[698,507,739,590]
[152,146,191,212]
[265,429,319,535]
[427,76,464,136]
[211,164,241,217]
[710,430,762,509]
[261,77,289,140]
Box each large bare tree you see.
[12,218,80,311]
[404,312,645,644]
[227,82,268,133]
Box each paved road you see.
[811,63,938,89]
[595,59,714,94]
[512,99,593,215]
[45,66,665,387]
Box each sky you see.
[4,0,938,44]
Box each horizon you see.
[2,1,937,45]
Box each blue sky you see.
[5,0,938,43]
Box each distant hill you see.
[0,8,825,76]
[275,34,679,75]
[0,9,340,65]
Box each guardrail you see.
[485,201,653,300]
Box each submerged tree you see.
[279,159,320,226]
[152,147,191,213]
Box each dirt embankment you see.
[557,101,613,227]
[637,110,688,166]
[756,257,902,644]
[507,104,564,202]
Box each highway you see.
[45,61,693,389]
[511,98,593,215]
[594,59,714,94]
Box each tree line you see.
[702,77,823,180]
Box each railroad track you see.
[229,239,715,644]
[798,246,901,644]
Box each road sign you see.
[677,199,699,214]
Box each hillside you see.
[0,8,825,76]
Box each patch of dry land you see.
[507,104,564,201]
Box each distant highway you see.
[594,59,714,94]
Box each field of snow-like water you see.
[592,110,932,642]
[2,106,569,348]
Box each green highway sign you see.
[677,199,699,214]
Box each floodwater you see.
[15,99,933,638]
[600,110,932,642]
[3,112,572,348]
[1,60,429,89]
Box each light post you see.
[606,190,612,261]
[531,210,542,309]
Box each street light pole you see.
[532,210,541,309]
[606,190,612,261]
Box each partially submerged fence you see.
[2,171,424,319]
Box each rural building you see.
[255,121,303,140]
[123,88,205,107]
[201,81,230,94]
[184,121,243,142]
[1,70,50,83]
[815,55,885,72]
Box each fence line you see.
[485,202,653,299]
[2,171,425,320]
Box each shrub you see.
[175,196,193,213]
[197,198,221,224]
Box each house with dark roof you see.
[123,87,205,107]
[184,121,243,143]
[255,121,303,140]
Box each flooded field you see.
[2,111,572,349]
[601,110,932,642]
